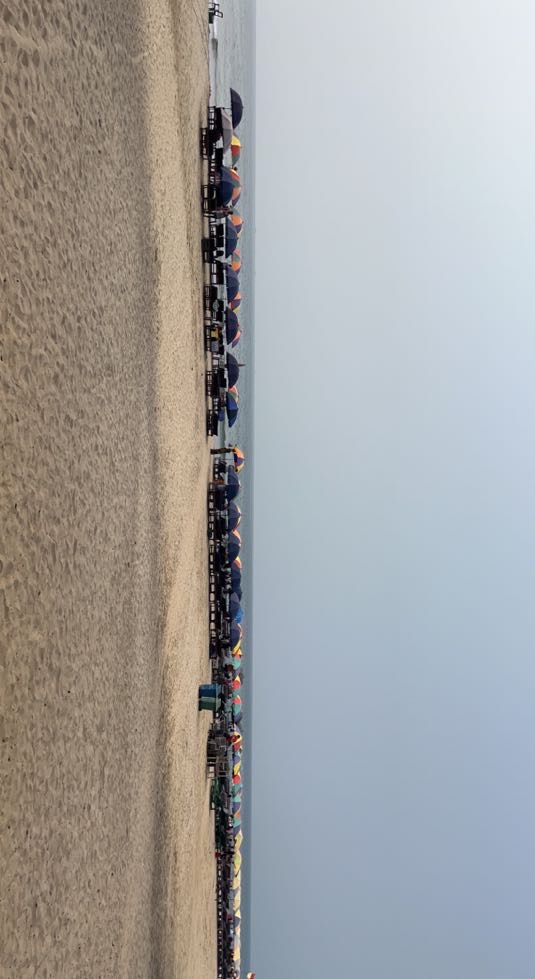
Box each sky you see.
[252,2,535,977]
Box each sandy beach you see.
[1,1,215,976]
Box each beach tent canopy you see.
[230,88,244,128]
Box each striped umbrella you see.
[233,447,245,472]
[231,250,241,272]
[231,135,241,164]
[228,501,241,532]
[229,293,241,313]
[229,212,243,236]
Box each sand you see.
[0,1,216,976]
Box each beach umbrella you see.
[226,268,240,302]
[231,250,241,272]
[224,218,238,257]
[233,761,241,775]
[229,167,241,188]
[220,106,234,151]
[234,694,242,708]
[227,528,241,562]
[226,352,242,387]
[228,384,239,400]
[225,308,240,345]
[229,212,243,236]
[216,166,235,206]
[232,187,241,206]
[229,294,241,313]
[234,851,242,870]
[230,591,242,620]
[226,391,239,428]
[232,676,241,692]
[227,501,241,532]
[230,621,242,649]
[226,468,241,501]
[230,562,242,590]
[231,135,241,164]
[233,772,242,786]
[233,891,241,911]
[235,605,244,625]
[230,329,242,348]
[230,88,244,128]
[233,447,245,472]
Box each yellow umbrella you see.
[235,831,243,847]
[231,135,241,164]
[233,892,240,911]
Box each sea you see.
[209,1,256,972]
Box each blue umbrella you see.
[226,353,241,387]
[228,501,241,532]
[228,530,241,563]
[225,218,238,257]
[230,88,244,128]
[230,592,242,620]
[235,606,244,625]
[226,391,239,428]
[226,468,241,501]
[231,563,242,591]
[226,268,240,302]
[216,166,234,206]
[225,308,240,346]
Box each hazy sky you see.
[252,2,535,977]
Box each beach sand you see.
[1,1,215,976]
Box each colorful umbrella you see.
[230,621,242,649]
[231,250,241,273]
[229,212,243,235]
[233,447,245,472]
[231,135,241,164]
[229,294,241,313]
[224,217,238,257]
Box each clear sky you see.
[252,2,535,977]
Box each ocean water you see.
[209,1,256,972]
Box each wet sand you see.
[0,1,215,976]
